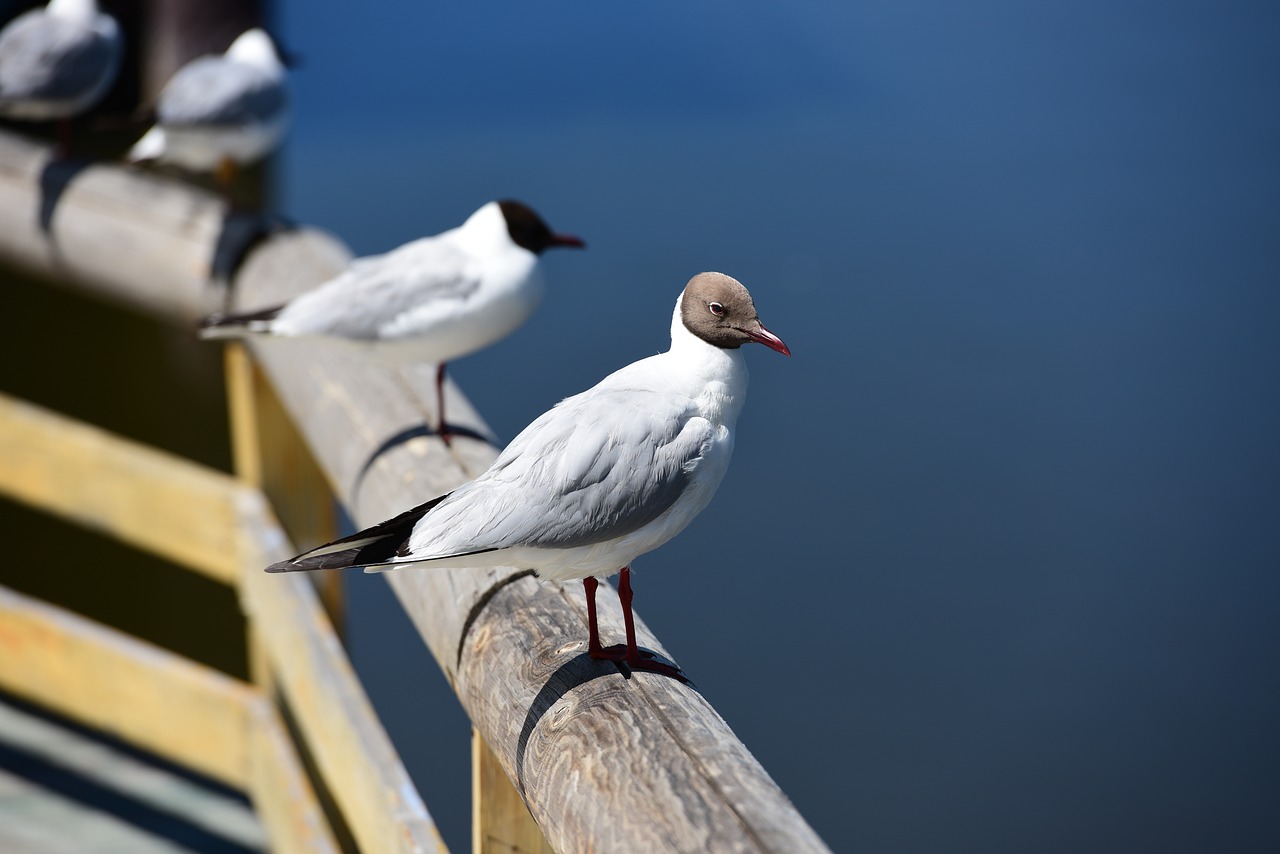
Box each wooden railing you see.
[0,129,829,853]
[0,390,443,852]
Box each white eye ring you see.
[708,301,725,316]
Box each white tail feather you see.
[127,127,166,162]
[197,320,275,341]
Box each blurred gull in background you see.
[128,27,288,187]
[199,199,584,442]
[0,0,121,149]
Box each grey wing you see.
[421,388,713,552]
[0,15,118,101]
[157,58,285,127]
[273,238,481,340]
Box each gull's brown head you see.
[679,272,790,355]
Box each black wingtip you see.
[262,493,454,574]
[262,555,355,573]
[197,304,285,337]
[199,313,229,331]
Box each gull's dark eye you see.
[708,301,725,317]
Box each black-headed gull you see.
[0,0,121,148]
[200,199,584,442]
[128,28,288,185]
[266,272,790,679]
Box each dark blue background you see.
[275,2,1280,851]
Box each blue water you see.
[276,2,1280,851]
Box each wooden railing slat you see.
[0,391,245,585]
[0,584,254,788]
[0,604,338,854]
[244,699,343,854]
[0,383,445,851]
[238,520,448,854]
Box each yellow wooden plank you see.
[0,697,268,850]
[0,584,253,788]
[224,343,342,623]
[235,501,447,853]
[0,584,339,850]
[0,385,438,849]
[244,698,341,854]
[225,343,267,492]
[0,391,249,585]
[473,727,554,854]
[226,338,445,850]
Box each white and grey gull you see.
[266,272,790,678]
[199,199,584,442]
[127,27,288,184]
[0,0,121,145]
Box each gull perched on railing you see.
[128,27,288,187]
[0,0,121,150]
[265,272,790,680]
[199,199,584,442]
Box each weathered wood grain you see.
[0,127,830,853]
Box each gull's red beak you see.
[550,233,586,249]
[747,322,791,356]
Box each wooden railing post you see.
[474,727,555,854]
[224,342,343,630]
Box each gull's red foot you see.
[589,643,688,682]
[583,569,688,681]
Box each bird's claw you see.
[590,644,688,682]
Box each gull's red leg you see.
[584,576,604,656]
[56,119,73,158]
[586,567,686,681]
[617,566,640,664]
[435,362,453,446]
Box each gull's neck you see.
[226,29,284,73]
[453,202,526,259]
[666,293,749,424]
[48,0,99,21]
